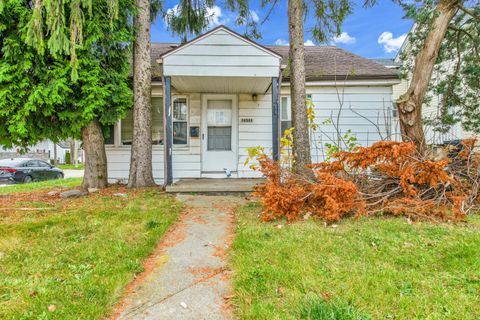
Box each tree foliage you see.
[165,0,216,42]
[398,0,480,134]
[0,0,134,148]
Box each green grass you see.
[0,188,182,319]
[0,178,82,195]
[57,164,84,170]
[231,202,480,320]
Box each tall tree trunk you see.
[288,0,313,177]
[128,0,156,188]
[81,119,108,189]
[396,0,458,154]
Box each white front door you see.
[201,94,238,173]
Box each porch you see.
[165,178,263,193]
[161,26,282,186]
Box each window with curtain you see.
[121,97,164,145]
[281,96,292,135]
[173,98,188,145]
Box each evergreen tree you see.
[0,0,134,188]
[398,0,479,137]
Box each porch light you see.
[252,93,258,101]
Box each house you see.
[0,140,78,164]
[105,26,399,185]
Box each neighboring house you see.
[394,32,472,144]
[105,26,399,184]
[371,58,404,142]
[0,140,80,164]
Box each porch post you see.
[163,76,173,186]
[271,77,280,161]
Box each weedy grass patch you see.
[0,184,181,319]
[0,178,82,194]
[231,201,480,319]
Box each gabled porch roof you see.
[159,26,282,94]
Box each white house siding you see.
[0,140,69,163]
[106,83,398,182]
[106,91,272,182]
[280,85,395,163]
[106,90,202,184]
[237,93,272,178]
[162,28,281,78]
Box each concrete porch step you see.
[165,178,263,193]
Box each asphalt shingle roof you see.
[150,43,399,81]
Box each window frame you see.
[280,95,292,136]
[107,94,190,149]
[280,96,291,122]
[172,96,189,146]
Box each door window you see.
[207,100,232,151]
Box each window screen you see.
[208,127,232,151]
[207,100,232,151]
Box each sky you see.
[151,0,414,59]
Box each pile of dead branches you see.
[312,139,479,221]
[254,139,479,223]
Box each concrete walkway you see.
[115,194,247,320]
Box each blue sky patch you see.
[151,0,413,59]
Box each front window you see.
[120,97,164,145]
[152,97,164,145]
[121,110,134,145]
[173,98,188,145]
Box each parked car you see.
[0,158,64,184]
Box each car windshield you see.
[0,159,26,167]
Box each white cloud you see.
[332,32,356,44]
[166,4,179,20]
[205,6,223,27]
[378,31,407,53]
[250,10,259,23]
[304,39,315,46]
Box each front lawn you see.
[57,164,85,170]
[231,202,480,319]
[0,182,181,319]
[0,178,82,195]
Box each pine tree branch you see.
[261,0,279,25]
[456,3,480,21]
[448,25,479,57]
